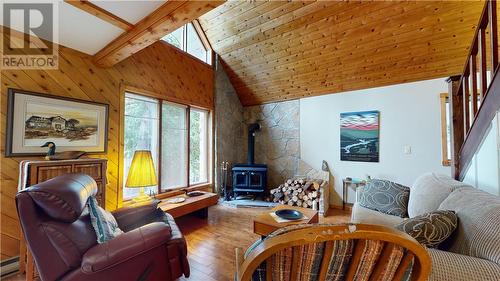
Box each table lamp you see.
[125,150,157,203]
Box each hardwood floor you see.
[179,204,350,281]
[4,204,350,281]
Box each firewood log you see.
[298,194,304,200]
[292,195,298,202]
[310,191,318,198]
[307,199,313,206]
[292,190,299,196]
[286,179,293,185]
[284,195,290,202]
[297,188,303,193]
[287,200,294,206]
[304,181,313,190]
[274,192,283,200]
[312,180,324,190]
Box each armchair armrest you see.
[112,200,160,231]
[81,222,171,273]
[235,247,244,280]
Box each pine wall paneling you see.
[0,29,214,260]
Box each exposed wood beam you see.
[93,0,225,67]
[64,0,133,31]
[192,19,213,51]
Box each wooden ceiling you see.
[199,1,485,106]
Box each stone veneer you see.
[243,101,300,188]
[214,58,245,192]
[215,57,301,191]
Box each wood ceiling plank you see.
[201,0,484,105]
[64,0,133,30]
[225,23,476,83]
[93,0,225,67]
[198,0,253,27]
[232,45,470,87]
[201,1,271,33]
[205,1,297,43]
[221,2,473,64]
[207,1,387,53]
[236,50,469,94]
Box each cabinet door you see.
[74,163,102,180]
[37,165,72,183]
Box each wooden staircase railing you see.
[448,0,500,180]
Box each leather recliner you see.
[16,173,190,281]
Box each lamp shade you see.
[125,150,158,188]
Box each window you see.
[440,93,451,166]
[123,94,159,199]
[161,102,188,191]
[190,109,209,185]
[123,92,211,200]
[161,23,212,65]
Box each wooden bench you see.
[158,191,218,218]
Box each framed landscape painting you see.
[5,89,108,156]
[340,110,380,162]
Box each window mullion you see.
[183,24,187,52]
[186,106,191,187]
[158,101,163,195]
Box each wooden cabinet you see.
[19,158,107,281]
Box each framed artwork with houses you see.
[5,89,109,156]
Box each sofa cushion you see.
[438,187,500,264]
[357,179,410,217]
[395,210,457,248]
[351,202,405,227]
[428,248,500,281]
[408,173,471,218]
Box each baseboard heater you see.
[1,256,19,278]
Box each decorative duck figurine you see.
[40,142,86,160]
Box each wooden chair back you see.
[235,223,431,281]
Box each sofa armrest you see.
[428,249,500,281]
[81,222,171,273]
[112,200,160,231]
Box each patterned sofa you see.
[351,173,500,281]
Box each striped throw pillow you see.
[88,196,123,244]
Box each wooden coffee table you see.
[253,205,319,237]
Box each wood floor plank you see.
[4,204,350,281]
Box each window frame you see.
[121,89,212,201]
[440,92,451,166]
[189,107,210,186]
[161,21,213,66]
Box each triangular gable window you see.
[161,22,212,65]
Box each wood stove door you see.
[249,172,263,189]
[233,171,249,188]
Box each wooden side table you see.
[342,179,366,210]
[253,205,319,237]
[158,191,218,218]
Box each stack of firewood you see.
[269,178,323,209]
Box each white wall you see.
[463,112,500,196]
[300,78,451,205]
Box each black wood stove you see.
[232,123,268,196]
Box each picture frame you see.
[340,110,380,162]
[5,88,109,156]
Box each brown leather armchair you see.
[16,173,190,281]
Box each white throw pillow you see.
[408,173,472,218]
